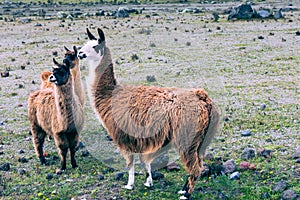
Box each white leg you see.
[144,162,153,187]
[123,165,134,190]
[179,196,188,200]
[177,190,186,194]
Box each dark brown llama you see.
[28,58,84,170]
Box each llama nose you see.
[78,52,87,60]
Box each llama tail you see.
[198,102,220,157]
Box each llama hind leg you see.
[31,126,46,165]
[122,152,134,190]
[179,152,202,200]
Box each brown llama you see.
[28,58,84,170]
[39,46,85,107]
[40,71,54,89]
[78,28,219,200]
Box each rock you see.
[114,172,124,180]
[281,189,298,200]
[1,71,9,78]
[151,154,169,170]
[259,149,273,158]
[151,171,164,180]
[52,51,58,56]
[230,171,240,180]
[115,7,129,18]
[273,8,283,20]
[258,36,264,40]
[146,75,156,82]
[228,4,254,20]
[17,168,26,175]
[241,130,251,137]
[261,192,270,199]
[18,149,25,154]
[98,175,104,180]
[222,159,236,174]
[272,180,287,192]
[296,31,300,36]
[239,161,250,170]
[295,158,300,163]
[256,9,271,18]
[259,104,267,110]
[18,157,28,163]
[241,148,256,160]
[0,163,10,171]
[166,162,180,172]
[46,173,53,180]
[212,13,219,22]
[75,141,85,151]
[35,23,42,27]
[292,146,300,159]
[200,162,210,177]
[81,150,89,157]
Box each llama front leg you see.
[122,152,134,190]
[31,126,46,165]
[144,162,153,188]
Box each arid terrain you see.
[0,1,299,199]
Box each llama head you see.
[49,58,71,86]
[63,46,78,69]
[78,28,106,61]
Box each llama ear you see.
[64,46,70,52]
[97,28,105,43]
[41,71,51,81]
[53,58,60,68]
[73,46,77,55]
[87,28,97,40]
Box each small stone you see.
[0,163,10,171]
[52,51,58,56]
[20,65,26,70]
[259,149,273,158]
[146,75,156,82]
[249,163,256,170]
[18,157,28,163]
[241,130,251,137]
[261,192,270,199]
[259,104,266,110]
[292,146,300,159]
[46,173,53,180]
[114,172,124,180]
[166,162,180,171]
[295,158,300,163]
[18,149,25,154]
[151,171,164,180]
[75,141,85,151]
[200,162,210,177]
[272,180,287,192]
[296,31,300,36]
[17,168,26,175]
[230,172,240,180]
[222,159,236,174]
[239,161,250,170]
[81,150,89,157]
[281,189,298,200]
[98,175,104,180]
[241,148,256,160]
[1,71,9,78]
[258,35,264,40]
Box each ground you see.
[0,1,299,199]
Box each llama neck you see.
[71,60,85,106]
[54,77,78,128]
[90,47,116,96]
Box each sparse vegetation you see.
[0,0,299,199]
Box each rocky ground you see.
[0,0,299,199]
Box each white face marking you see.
[78,40,103,62]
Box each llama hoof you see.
[179,195,188,200]
[177,190,186,194]
[123,185,134,190]
[143,182,153,188]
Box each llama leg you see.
[122,152,134,190]
[179,152,202,200]
[143,162,153,188]
[31,126,46,165]
[58,147,68,170]
[54,135,68,170]
[69,135,79,168]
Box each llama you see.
[78,28,219,199]
[28,58,84,170]
[39,46,85,107]
[40,71,54,89]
